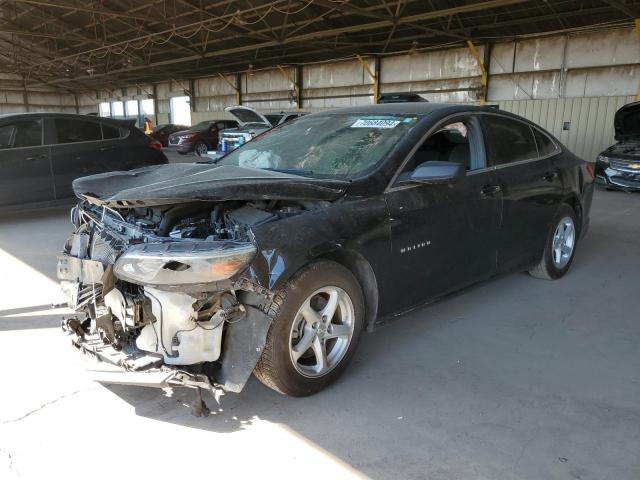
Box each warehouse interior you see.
[1,1,639,479]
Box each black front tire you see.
[254,260,365,396]
[529,204,578,280]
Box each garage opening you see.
[170,96,191,126]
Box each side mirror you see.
[407,161,465,185]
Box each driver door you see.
[383,115,502,312]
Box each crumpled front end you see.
[57,200,280,406]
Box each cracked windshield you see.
[217,113,421,179]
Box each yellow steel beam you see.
[356,54,379,104]
[277,65,301,109]
[217,73,241,105]
[467,40,488,105]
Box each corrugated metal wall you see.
[4,26,636,160]
[499,96,635,161]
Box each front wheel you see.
[194,141,208,156]
[529,205,578,280]
[254,260,364,396]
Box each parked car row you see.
[0,113,167,208]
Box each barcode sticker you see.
[351,119,401,129]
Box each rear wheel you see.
[529,205,578,280]
[194,141,208,156]
[254,260,364,396]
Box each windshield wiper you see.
[264,168,314,176]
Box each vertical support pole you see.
[189,79,196,113]
[277,65,301,109]
[467,40,488,105]
[636,19,640,101]
[296,65,303,110]
[374,56,381,104]
[22,75,29,112]
[235,73,242,105]
[356,54,379,104]
[483,42,491,103]
[152,83,158,125]
[74,94,79,114]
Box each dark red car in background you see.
[167,120,238,155]
[149,123,189,147]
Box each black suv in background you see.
[0,113,168,209]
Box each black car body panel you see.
[73,164,350,206]
[0,113,168,209]
[596,101,640,190]
[57,103,594,395]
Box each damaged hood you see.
[72,163,350,207]
[615,102,640,141]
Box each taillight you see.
[584,162,595,179]
[149,139,163,152]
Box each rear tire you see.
[529,204,578,280]
[194,141,208,157]
[254,260,364,396]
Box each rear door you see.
[480,114,564,272]
[0,117,53,206]
[49,116,106,199]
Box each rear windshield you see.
[217,113,422,179]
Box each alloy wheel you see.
[288,286,355,378]
[551,216,575,268]
[195,142,208,156]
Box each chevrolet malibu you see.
[58,103,594,413]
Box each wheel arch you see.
[317,249,380,333]
[561,194,583,233]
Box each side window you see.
[533,128,558,156]
[482,115,538,166]
[101,123,121,140]
[0,119,42,149]
[397,120,474,181]
[216,122,226,130]
[54,119,102,144]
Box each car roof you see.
[319,103,496,116]
[0,112,135,126]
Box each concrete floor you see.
[0,189,638,480]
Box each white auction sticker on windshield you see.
[351,119,401,128]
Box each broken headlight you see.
[113,241,256,286]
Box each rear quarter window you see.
[482,115,538,166]
[102,123,121,139]
[533,128,559,156]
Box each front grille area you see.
[611,159,640,173]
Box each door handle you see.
[543,171,558,181]
[480,185,501,197]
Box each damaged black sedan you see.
[58,103,595,406]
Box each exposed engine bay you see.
[58,197,326,412]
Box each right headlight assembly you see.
[113,241,257,287]
[597,154,610,164]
